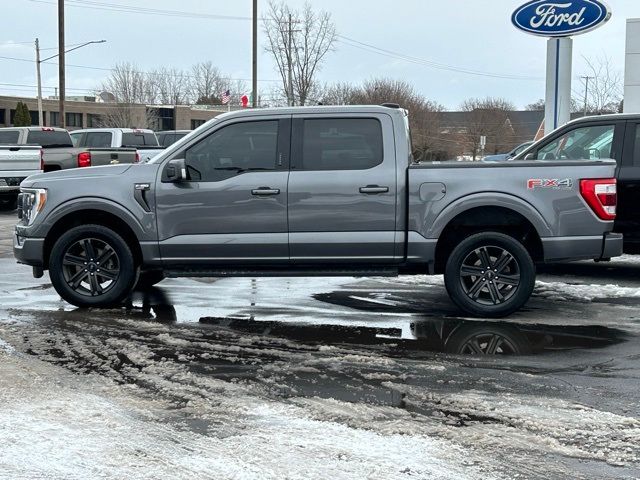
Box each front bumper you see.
[542,232,623,262]
[13,229,45,268]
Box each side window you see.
[634,124,640,166]
[184,121,279,182]
[69,132,81,147]
[301,118,383,170]
[0,131,20,144]
[536,124,615,161]
[84,132,112,148]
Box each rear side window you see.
[84,131,112,148]
[634,124,640,166]
[26,130,72,148]
[301,118,383,170]
[159,132,188,147]
[121,132,158,147]
[0,131,20,144]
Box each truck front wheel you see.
[444,232,535,318]
[49,225,138,308]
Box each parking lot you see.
[1,208,640,479]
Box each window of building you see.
[29,111,39,126]
[185,120,278,182]
[191,119,206,129]
[300,118,383,171]
[50,112,60,127]
[65,112,83,128]
[87,114,103,128]
[0,109,5,126]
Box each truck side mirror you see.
[164,158,187,182]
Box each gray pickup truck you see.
[0,127,138,171]
[0,145,42,209]
[13,105,622,317]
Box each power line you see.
[337,35,543,82]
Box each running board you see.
[165,267,399,278]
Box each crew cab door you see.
[287,113,398,263]
[155,116,291,264]
[618,121,640,248]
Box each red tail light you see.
[77,151,92,168]
[135,151,140,163]
[580,178,617,221]
[39,149,44,171]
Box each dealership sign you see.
[512,0,611,37]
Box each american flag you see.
[221,89,231,105]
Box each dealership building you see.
[0,94,225,131]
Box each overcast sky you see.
[0,0,637,109]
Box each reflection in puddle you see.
[122,287,628,356]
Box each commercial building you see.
[0,95,227,131]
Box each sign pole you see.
[544,37,572,135]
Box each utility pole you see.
[58,0,65,128]
[35,38,43,126]
[252,0,258,108]
[581,75,593,117]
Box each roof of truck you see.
[215,105,408,120]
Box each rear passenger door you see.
[287,114,398,263]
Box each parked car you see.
[70,128,164,162]
[514,114,640,253]
[13,105,621,317]
[0,145,42,210]
[0,127,138,172]
[156,130,192,147]
[483,141,534,162]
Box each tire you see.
[49,224,138,308]
[445,323,532,355]
[135,270,165,290]
[444,232,535,318]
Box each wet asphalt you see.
[1,208,640,479]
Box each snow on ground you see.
[0,345,500,480]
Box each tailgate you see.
[88,148,138,166]
[0,146,41,172]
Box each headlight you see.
[19,188,47,226]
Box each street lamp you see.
[34,39,106,127]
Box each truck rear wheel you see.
[444,232,535,318]
[49,224,138,308]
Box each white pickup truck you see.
[70,128,164,163]
[0,145,42,210]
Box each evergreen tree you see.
[13,102,31,127]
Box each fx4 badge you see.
[527,178,573,190]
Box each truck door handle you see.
[359,185,389,194]
[251,187,280,196]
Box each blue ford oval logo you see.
[512,0,611,37]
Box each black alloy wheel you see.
[49,225,138,307]
[444,232,536,318]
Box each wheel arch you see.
[42,200,145,268]
[433,204,544,274]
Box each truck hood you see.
[21,164,136,188]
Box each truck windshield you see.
[122,133,158,147]
[26,130,73,148]
[0,131,20,144]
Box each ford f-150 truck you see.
[13,105,622,317]
[514,113,640,253]
[0,127,138,171]
[0,145,42,209]
[70,128,164,163]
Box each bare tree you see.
[150,67,191,105]
[263,1,336,106]
[574,56,623,115]
[99,62,157,128]
[460,97,515,160]
[525,99,545,111]
[319,82,358,105]
[191,61,229,105]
